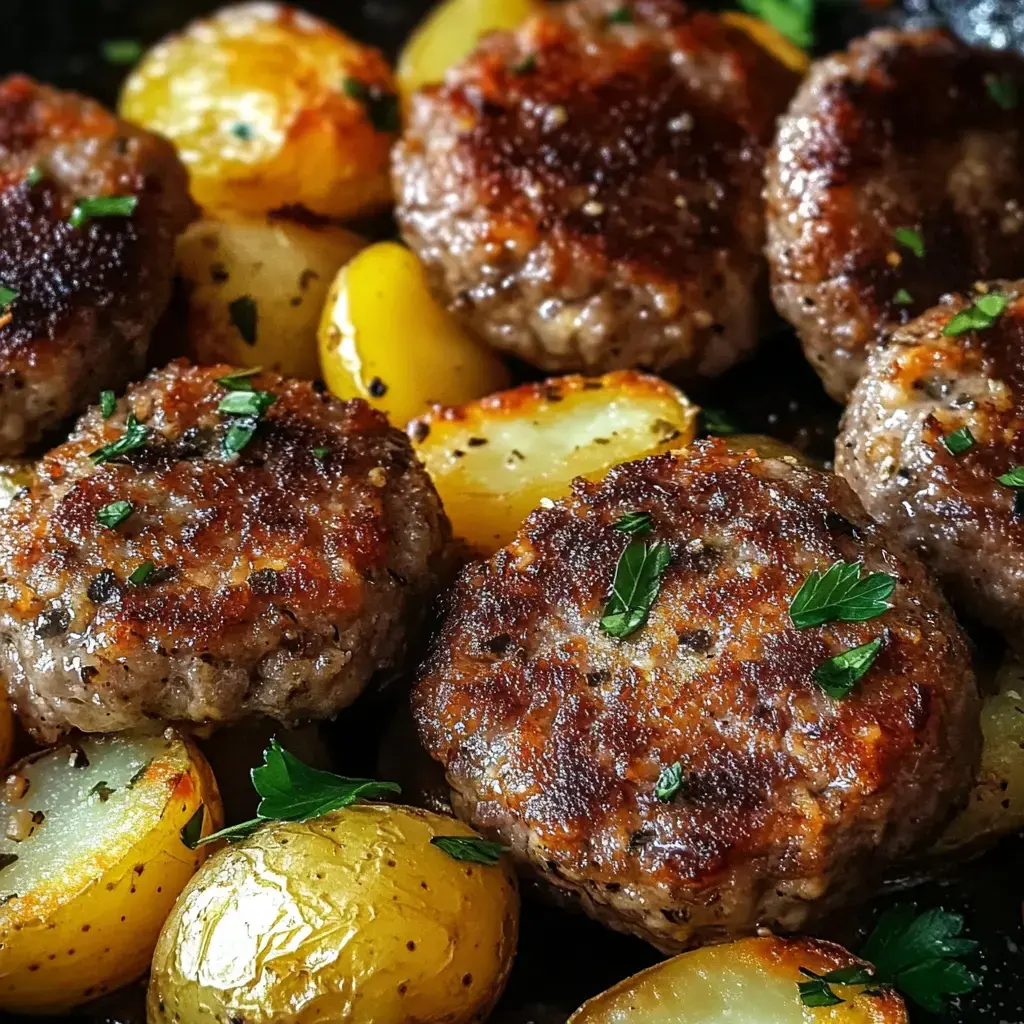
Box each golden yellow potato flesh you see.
[397,0,544,95]
[177,215,365,379]
[0,730,222,1013]
[0,459,33,512]
[148,804,519,1024]
[319,242,511,426]
[119,2,398,220]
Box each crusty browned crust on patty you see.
[393,0,799,378]
[0,361,450,741]
[837,282,1024,652]
[766,29,1024,402]
[0,75,195,455]
[413,441,979,952]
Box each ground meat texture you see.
[837,282,1024,652]
[393,0,799,379]
[766,29,1024,402]
[0,361,450,741]
[0,75,195,455]
[413,441,979,952]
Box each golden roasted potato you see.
[119,3,398,220]
[177,215,364,379]
[0,730,222,1013]
[148,804,519,1024]
[568,936,908,1024]
[397,0,543,94]
[0,459,33,512]
[319,242,510,425]
[408,371,698,553]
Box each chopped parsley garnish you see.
[942,292,1009,336]
[512,54,538,75]
[183,739,401,848]
[0,285,16,310]
[342,78,400,133]
[180,805,205,849]
[217,389,276,418]
[700,407,739,436]
[230,121,254,141]
[600,528,673,639]
[789,561,896,629]
[738,0,813,48]
[893,227,925,259]
[101,39,143,66]
[893,288,913,305]
[430,836,507,864]
[89,413,149,464]
[99,390,117,418]
[127,561,156,586]
[216,366,262,390]
[68,194,138,229]
[798,965,875,1008]
[613,511,653,534]
[986,72,1018,111]
[223,418,259,456]
[941,427,976,457]
[998,465,1024,488]
[96,500,134,529]
[24,165,44,187]
[813,637,883,698]
[228,296,258,346]
[606,5,633,23]
[654,762,685,802]
[312,447,329,459]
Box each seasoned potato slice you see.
[177,215,364,379]
[119,3,398,220]
[397,0,543,94]
[569,936,907,1024]
[319,242,510,425]
[408,372,698,553]
[148,804,518,1024]
[0,730,222,1012]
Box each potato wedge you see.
[397,0,543,95]
[319,242,511,425]
[568,936,907,1024]
[177,215,364,379]
[148,804,518,1024]
[408,372,698,553]
[119,3,398,220]
[0,730,222,1012]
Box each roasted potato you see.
[568,936,908,1024]
[177,215,364,379]
[720,433,818,466]
[0,459,33,513]
[397,0,543,95]
[148,804,519,1024]
[408,372,698,553]
[119,3,398,220]
[319,242,510,425]
[0,730,222,1013]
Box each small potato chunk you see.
[119,3,398,220]
[0,730,222,1013]
[397,0,543,94]
[148,804,519,1024]
[319,242,510,425]
[408,372,698,553]
[177,215,364,379]
[569,936,908,1024]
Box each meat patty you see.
[766,29,1024,402]
[0,361,450,741]
[413,441,979,952]
[837,282,1024,652]
[0,75,195,455]
[393,0,799,378]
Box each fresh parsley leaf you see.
[68,194,138,228]
[189,739,401,848]
[216,366,262,391]
[986,72,1018,110]
[654,762,685,802]
[99,390,116,418]
[127,561,155,586]
[606,5,633,23]
[0,285,17,310]
[342,78,400,133]
[797,966,876,1008]
[893,227,925,258]
[89,413,149,464]
[228,296,258,345]
[613,511,653,535]
[789,561,897,629]
[942,427,976,457]
[217,389,276,418]
[513,54,538,74]
[943,292,1009,336]
[96,500,134,529]
[813,637,883,698]
[312,446,329,459]
[700,407,739,436]
[738,0,813,48]
[24,165,44,187]
[998,466,1024,487]
[600,538,672,638]
[893,287,913,305]
[180,805,205,848]
[102,38,143,66]
[222,416,259,456]
[430,836,506,864]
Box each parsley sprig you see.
[943,292,1009,337]
[600,513,672,638]
[68,195,138,229]
[893,226,925,259]
[798,965,875,1007]
[737,0,813,48]
[789,561,896,629]
[89,413,149,465]
[217,374,276,456]
[430,836,507,864]
[813,637,883,698]
[942,427,976,457]
[998,466,1024,488]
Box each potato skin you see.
[120,3,398,220]
[148,804,519,1024]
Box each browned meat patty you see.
[0,75,195,455]
[413,441,979,952]
[766,29,1024,402]
[0,361,450,741]
[837,282,1024,652]
[393,0,799,378]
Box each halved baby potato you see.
[408,372,698,553]
[177,215,364,379]
[0,730,222,1012]
[319,242,511,426]
[568,935,907,1024]
[119,2,398,220]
